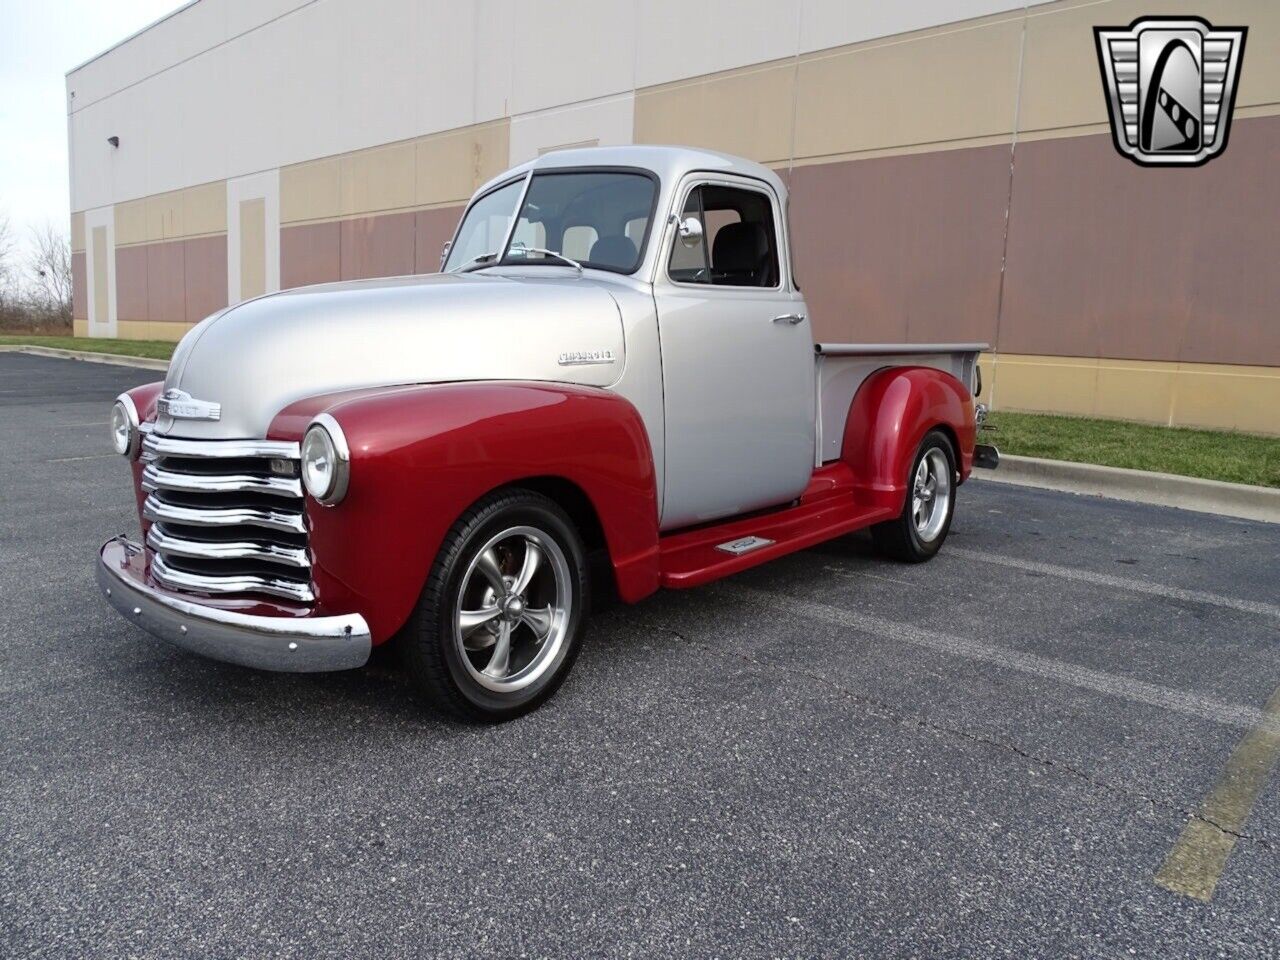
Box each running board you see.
[658,498,895,590]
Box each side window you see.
[668,184,780,288]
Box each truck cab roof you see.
[474,144,789,205]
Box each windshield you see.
[445,170,657,275]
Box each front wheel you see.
[870,429,956,563]
[403,489,588,722]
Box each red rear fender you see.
[841,366,976,513]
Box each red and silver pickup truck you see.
[100,145,998,720]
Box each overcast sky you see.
[0,0,185,258]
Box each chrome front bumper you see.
[97,537,371,672]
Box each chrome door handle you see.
[772,313,806,325]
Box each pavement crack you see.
[651,620,1276,851]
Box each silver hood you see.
[160,272,626,439]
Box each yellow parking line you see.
[1155,685,1280,901]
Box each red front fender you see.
[841,366,976,514]
[270,382,660,644]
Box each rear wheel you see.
[403,489,588,722]
[870,429,956,563]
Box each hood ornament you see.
[156,388,221,422]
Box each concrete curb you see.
[0,344,169,372]
[976,454,1280,525]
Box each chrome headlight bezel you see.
[301,413,350,506]
[111,394,141,460]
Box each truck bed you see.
[813,342,985,465]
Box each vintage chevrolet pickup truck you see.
[99,145,997,720]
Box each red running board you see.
[657,464,897,589]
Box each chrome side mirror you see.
[439,240,452,271]
[677,216,703,248]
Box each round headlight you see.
[301,415,350,505]
[111,395,140,459]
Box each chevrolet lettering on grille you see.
[156,388,221,421]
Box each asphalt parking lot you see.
[2,352,1278,959]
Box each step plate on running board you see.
[715,535,776,556]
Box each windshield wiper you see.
[507,247,583,276]
[455,253,499,273]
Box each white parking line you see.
[947,546,1280,621]
[724,583,1280,736]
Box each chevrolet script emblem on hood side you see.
[558,349,615,366]
[156,388,222,421]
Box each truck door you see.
[654,175,815,530]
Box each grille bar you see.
[143,494,308,536]
[142,463,303,498]
[147,526,310,570]
[152,553,316,603]
[144,434,300,460]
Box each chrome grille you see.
[140,434,313,602]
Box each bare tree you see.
[0,213,17,315]
[27,223,73,324]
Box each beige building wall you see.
[67,0,1280,433]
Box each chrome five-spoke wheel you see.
[454,526,571,692]
[405,489,588,722]
[871,429,957,563]
[911,447,952,543]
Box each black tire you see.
[403,489,589,722]
[870,429,957,563]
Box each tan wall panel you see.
[91,226,109,324]
[1094,359,1178,425]
[281,157,342,225]
[114,199,149,247]
[115,319,193,342]
[115,320,154,340]
[146,190,186,241]
[1172,364,1280,434]
[182,182,227,236]
[414,121,511,208]
[634,62,795,164]
[73,318,88,337]
[793,16,1022,161]
[984,353,1280,435]
[71,252,87,320]
[239,197,267,300]
[70,213,85,254]
[342,140,416,217]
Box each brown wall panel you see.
[146,240,187,325]
[71,252,87,321]
[788,146,1009,345]
[414,206,463,275]
[184,235,228,323]
[1001,114,1280,366]
[115,246,150,322]
[281,222,341,290]
[339,211,416,281]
